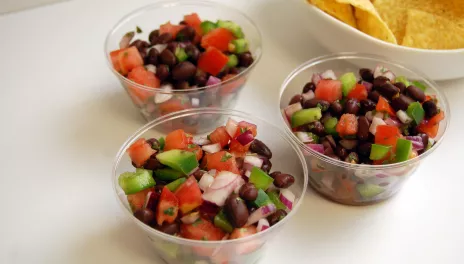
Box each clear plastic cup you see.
[112,108,308,263]
[104,0,262,122]
[279,53,450,205]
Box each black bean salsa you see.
[282,66,445,165]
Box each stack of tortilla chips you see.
[308,0,464,50]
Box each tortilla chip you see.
[337,0,397,44]
[402,9,464,50]
[307,0,357,28]
[373,1,408,43]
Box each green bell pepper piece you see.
[174,47,188,62]
[412,80,427,92]
[249,167,274,190]
[356,184,385,199]
[395,76,410,87]
[227,54,238,68]
[213,210,234,233]
[324,117,338,135]
[118,169,156,195]
[406,102,425,125]
[253,189,274,207]
[229,39,248,54]
[154,168,185,181]
[395,138,412,162]
[158,137,165,150]
[340,72,357,96]
[291,108,322,128]
[200,21,217,34]
[217,20,244,38]
[369,144,391,160]
[166,177,186,192]
[266,191,286,210]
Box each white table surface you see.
[1,0,463,263]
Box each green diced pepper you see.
[154,168,185,181]
[216,20,244,38]
[266,191,286,210]
[156,149,198,175]
[166,177,186,192]
[200,20,217,34]
[324,117,338,135]
[253,189,274,207]
[356,184,385,199]
[228,39,248,54]
[175,47,188,62]
[406,102,425,125]
[118,169,156,195]
[249,167,274,190]
[369,144,391,160]
[227,54,238,68]
[213,210,234,233]
[412,80,427,92]
[395,138,412,162]
[291,108,322,128]
[159,137,165,150]
[395,76,410,87]
[340,72,357,96]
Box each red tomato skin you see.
[180,218,225,241]
[315,80,342,103]
[197,47,229,76]
[209,126,231,147]
[127,138,156,167]
[164,129,189,151]
[206,151,240,175]
[156,187,179,226]
[174,176,203,214]
[201,28,235,52]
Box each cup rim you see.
[104,0,263,94]
[112,108,309,246]
[279,52,451,170]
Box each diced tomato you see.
[375,125,401,147]
[417,111,444,138]
[234,121,257,137]
[336,114,358,137]
[180,218,225,241]
[209,126,231,147]
[164,129,190,151]
[184,13,202,37]
[376,96,396,117]
[174,176,203,214]
[229,139,250,158]
[156,187,179,225]
[186,144,203,161]
[206,151,240,175]
[221,74,246,95]
[127,138,157,167]
[347,83,368,101]
[159,22,185,38]
[109,49,123,74]
[315,79,342,103]
[127,66,160,102]
[127,187,154,212]
[158,98,189,116]
[197,47,229,76]
[115,46,144,75]
[201,28,235,52]
[230,226,257,239]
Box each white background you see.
[0,0,463,263]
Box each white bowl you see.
[303,1,464,81]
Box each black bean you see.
[269,171,281,179]
[134,209,155,225]
[157,222,179,235]
[166,42,179,53]
[156,64,170,81]
[149,30,160,45]
[309,121,325,136]
[268,209,287,226]
[145,48,159,65]
[423,100,438,118]
[303,99,329,111]
[176,26,196,41]
[357,142,372,157]
[320,111,332,125]
[289,94,303,105]
[239,183,258,201]
[419,133,429,149]
[185,44,200,62]
[157,32,173,44]
[368,90,381,102]
[172,61,196,81]
[261,158,272,173]
[159,49,177,67]
[238,52,253,67]
[357,116,370,141]
[225,194,249,228]
[373,76,389,89]
[330,101,343,116]
[146,138,161,150]
[345,152,359,164]
[394,82,406,93]
[409,126,419,136]
[130,40,149,53]
[249,139,272,159]
[405,85,426,102]
[391,94,414,111]
[179,20,187,25]
[360,99,376,112]
[194,69,208,86]
[325,135,337,149]
[273,173,295,188]
[335,145,348,160]
[192,170,205,181]
[144,158,164,170]
[322,140,333,155]
[174,81,190,90]
[302,82,316,93]
[376,82,400,100]
[359,68,374,82]
[229,67,239,74]
[344,98,360,115]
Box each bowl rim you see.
[279,52,451,170]
[305,2,464,53]
[104,0,263,94]
[112,108,309,246]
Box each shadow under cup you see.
[112,109,308,264]
[104,0,262,122]
[279,53,450,205]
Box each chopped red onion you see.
[202,172,241,206]
[373,65,395,82]
[119,31,134,49]
[385,118,401,127]
[181,212,200,224]
[257,219,270,232]
[284,103,302,119]
[301,90,315,101]
[198,172,215,191]
[321,69,336,80]
[370,117,386,135]
[192,136,211,146]
[145,64,156,73]
[186,167,199,176]
[365,111,374,121]
[405,136,424,151]
[225,118,238,137]
[311,73,322,85]
[306,144,324,154]
[153,44,167,53]
[206,76,221,86]
[279,189,295,211]
[236,130,254,146]
[191,97,200,107]
[374,111,385,119]
[233,177,245,194]
[244,170,251,178]
[143,191,153,209]
[294,132,314,143]
[361,81,373,92]
[396,110,413,124]
[154,84,173,104]
[246,204,277,226]
[202,143,221,154]
[244,155,263,168]
[208,169,217,177]
[339,139,358,150]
